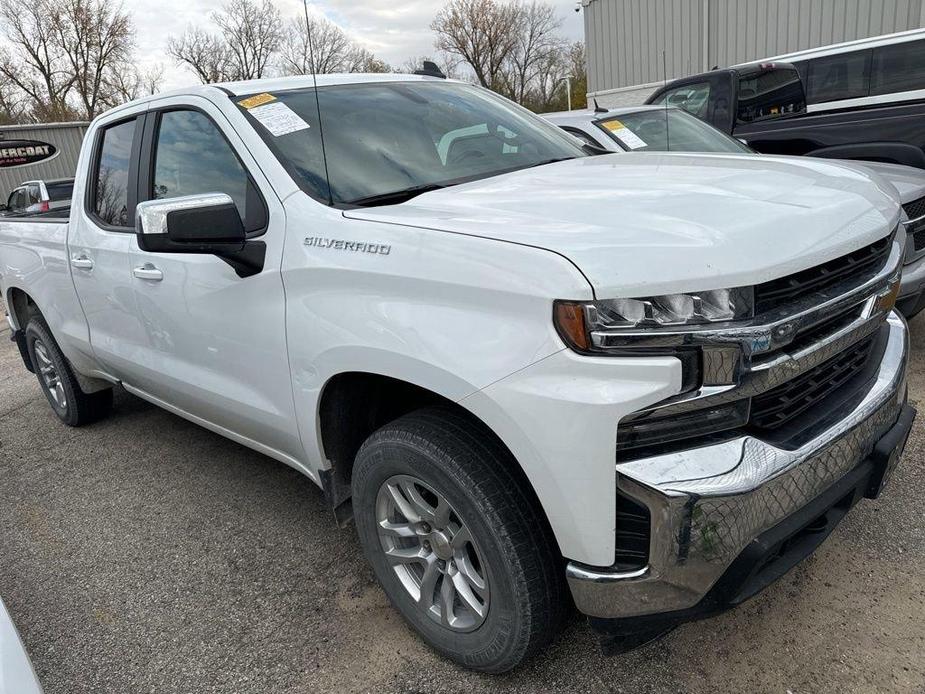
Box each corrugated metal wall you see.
[0,123,87,200]
[584,0,925,96]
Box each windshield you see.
[236,81,585,206]
[596,109,753,154]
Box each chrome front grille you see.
[749,333,878,431]
[904,196,925,259]
[902,195,925,221]
[616,232,903,461]
[753,237,891,315]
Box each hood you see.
[345,153,900,298]
[832,159,925,206]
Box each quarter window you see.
[152,110,250,223]
[804,50,871,103]
[870,39,925,96]
[93,119,137,227]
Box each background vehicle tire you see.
[352,407,568,673]
[24,316,113,427]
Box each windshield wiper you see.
[346,183,447,207]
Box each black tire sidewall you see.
[25,319,79,425]
[353,436,533,671]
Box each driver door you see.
[125,97,301,461]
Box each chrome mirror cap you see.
[134,193,236,235]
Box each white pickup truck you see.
[0,74,916,672]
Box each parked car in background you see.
[543,105,925,318]
[0,597,43,694]
[736,28,925,114]
[0,74,916,671]
[644,62,925,169]
[1,179,74,217]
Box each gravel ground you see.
[0,305,923,694]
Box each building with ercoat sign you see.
[0,122,87,202]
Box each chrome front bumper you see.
[567,311,910,620]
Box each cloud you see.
[126,0,584,90]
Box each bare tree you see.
[0,72,28,124]
[431,0,521,91]
[346,47,391,74]
[105,63,164,104]
[0,0,75,121]
[212,0,282,80]
[279,15,353,74]
[400,53,464,79]
[278,15,389,75]
[501,1,563,104]
[167,28,234,84]
[53,0,135,119]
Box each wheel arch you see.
[315,370,563,558]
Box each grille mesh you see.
[749,334,877,431]
[753,237,891,315]
[903,195,925,221]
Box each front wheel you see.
[24,316,112,426]
[352,408,567,673]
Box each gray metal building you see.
[581,0,925,107]
[0,122,87,202]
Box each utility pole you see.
[558,76,572,111]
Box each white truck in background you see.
[0,74,916,672]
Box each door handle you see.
[133,263,163,281]
[70,253,93,270]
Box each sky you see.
[129,0,586,90]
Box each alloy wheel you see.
[375,474,490,632]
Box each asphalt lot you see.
[0,307,923,694]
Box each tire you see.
[352,407,568,673]
[24,316,113,427]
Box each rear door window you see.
[804,50,871,103]
[93,118,137,227]
[870,39,925,96]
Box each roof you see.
[735,27,925,66]
[99,72,461,120]
[216,72,454,96]
[126,72,454,104]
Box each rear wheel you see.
[24,316,112,426]
[352,408,567,673]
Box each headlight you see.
[554,288,753,352]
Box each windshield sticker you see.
[238,93,276,109]
[248,101,311,137]
[601,120,647,150]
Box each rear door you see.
[125,96,300,460]
[68,110,150,377]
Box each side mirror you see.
[135,193,245,254]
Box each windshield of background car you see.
[596,109,753,153]
[235,81,585,206]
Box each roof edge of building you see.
[0,122,90,132]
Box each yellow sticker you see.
[238,93,277,109]
[601,120,625,131]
